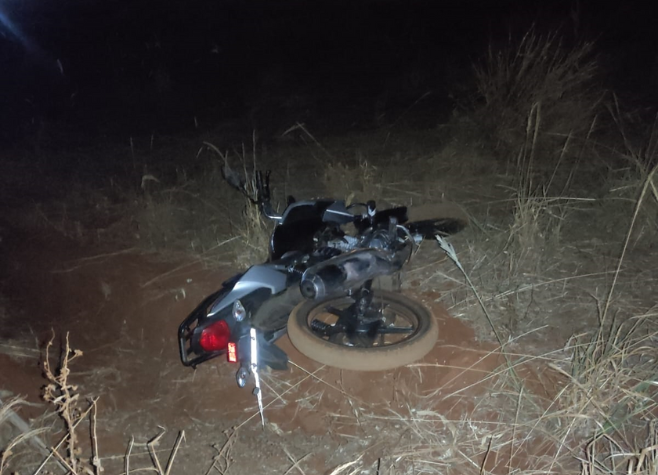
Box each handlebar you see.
[255,170,282,221]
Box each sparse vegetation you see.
[3,14,658,475]
[474,26,602,162]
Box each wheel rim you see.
[305,295,422,349]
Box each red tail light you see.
[199,320,230,352]
[227,342,238,363]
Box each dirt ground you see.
[1,130,656,475]
[0,196,538,474]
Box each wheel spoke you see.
[325,305,345,317]
[376,326,414,334]
[305,294,421,348]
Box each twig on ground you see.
[90,397,101,475]
[147,427,167,475]
[282,446,310,475]
[164,431,185,475]
[125,436,134,475]
[204,429,237,475]
[328,455,363,475]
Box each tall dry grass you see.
[606,99,658,246]
[203,140,274,267]
[474,26,602,162]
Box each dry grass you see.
[328,154,658,475]
[308,309,657,475]
[552,315,658,441]
[204,140,273,267]
[0,398,49,474]
[322,157,381,205]
[474,25,602,160]
[131,138,277,267]
[135,159,235,255]
[0,332,187,475]
[3,41,656,474]
[504,103,585,279]
[204,429,237,475]
[606,100,658,246]
[3,145,657,475]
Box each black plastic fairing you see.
[270,200,336,260]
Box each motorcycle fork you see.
[310,280,384,345]
[353,280,374,319]
[330,280,379,334]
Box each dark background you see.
[1,0,656,148]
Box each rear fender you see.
[179,264,290,367]
[235,328,289,370]
[207,264,288,317]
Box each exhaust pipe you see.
[300,246,410,299]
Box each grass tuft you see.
[474,26,602,162]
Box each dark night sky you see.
[1,0,657,146]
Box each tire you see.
[406,202,469,237]
[287,291,438,371]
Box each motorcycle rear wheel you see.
[287,291,437,371]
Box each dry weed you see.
[135,160,234,254]
[323,158,380,205]
[0,398,49,474]
[552,316,658,441]
[474,25,602,159]
[41,332,89,473]
[205,140,273,267]
[579,427,658,474]
[0,332,188,475]
[607,99,658,246]
[380,163,658,474]
[505,103,585,280]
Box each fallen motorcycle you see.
[178,168,466,387]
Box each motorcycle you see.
[178,168,466,387]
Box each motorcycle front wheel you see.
[287,291,438,371]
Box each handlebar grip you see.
[255,170,272,203]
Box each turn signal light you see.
[227,342,238,363]
[199,320,230,352]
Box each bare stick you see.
[147,428,166,475]
[90,397,101,475]
[282,447,310,475]
[38,332,85,475]
[32,402,95,475]
[328,455,363,475]
[125,436,134,475]
[164,431,185,475]
[51,448,77,475]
